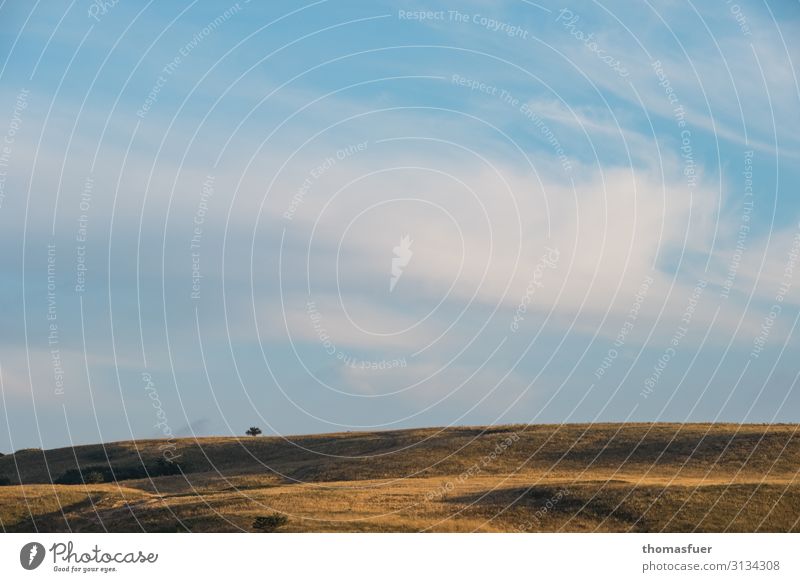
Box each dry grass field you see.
[1,423,798,532]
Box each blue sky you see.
[0,0,799,451]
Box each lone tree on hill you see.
[245,426,262,437]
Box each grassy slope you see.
[1,423,798,532]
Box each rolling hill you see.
[1,423,798,532]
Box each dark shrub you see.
[83,470,105,484]
[252,513,288,532]
[55,458,184,485]
[0,475,12,486]
[54,468,106,485]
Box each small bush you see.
[252,513,288,532]
[83,470,105,484]
[0,475,13,486]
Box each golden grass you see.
[1,423,798,532]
